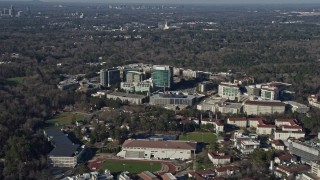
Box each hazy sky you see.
[37,0,320,4]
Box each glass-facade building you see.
[151,65,173,89]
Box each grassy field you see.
[46,112,85,128]
[101,160,161,174]
[179,132,217,143]
[6,77,25,85]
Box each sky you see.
[24,0,320,4]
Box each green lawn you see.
[46,112,85,128]
[179,132,217,143]
[100,160,161,174]
[5,77,25,85]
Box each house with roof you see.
[273,119,305,140]
[188,168,216,180]
[161,173,177,180]
[275,164,310,178]
[274,152,296,164]
[272,140,286,151]
[117,139,197,160]
[215,166,240,177]
[201,119,224,133]
[208,151,231,165]
[227,117,247,128]
[232,132,260,154]
[44,129,85,168]
[137,171,159,180]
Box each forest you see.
[0,1,320,179]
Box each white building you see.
[238,140,260,154]
[256,124,276,135]
[218,82,240,101]
[261,86,279,100]
[120,82,152,93]
[208,151,231,165]
[284,101,310,114]
[311,161,320,177]
[106,92,148,105]
[243,100,286,115]
[232,132,259,154]
[227,117,247,128]
[274,131,305,140]
[308,95,320,109]
[201,119,224,133]
[117,139,196,160]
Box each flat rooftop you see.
[151,92,197,99]
[108,92,147,99]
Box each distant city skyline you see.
[9,0,320,4]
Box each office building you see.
[243,100,286,115]
[261,86,279,100]
[106,92,148,105]
[151,65,173,89]
[100,68,121,87]
[44,130,84,168]
[126,71,145,82]
[218,82,240,101]
[120,82,153,93]
[150,92,197,107]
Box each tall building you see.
[151,65,173,89]
[126,71,145,82]
[100,68,121,87]
[9,5,15,17]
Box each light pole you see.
[123,163,126,172]
[150,162,153,172]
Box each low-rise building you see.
[188,168,216,180]
[248,118,266,128]
[227,117,247,128]
[289,141,320,164]
[275,118,297,127]
[218,82,240,101]
[274,131,305,140]
[261,86,279,100]
[150,92,197,107]
[243,100,286,115]
[308,95,320,109]
[284,101,310,114]
[217,103,243,114]
[120,82,153,93]
[232,132,259,154]
[44,130,84,168]
[208,151,231,165]
[274,152,295,164]
[106,92,148,105]
[272,140,286,151]
[275,164,310,178]
[117,139,197,160]
[161,173,177,180]
[238,140,260,154]
[137,171,159,180]
[311,161,320,178]
[201,119,224,133]
[214,166,240,176]
[256,124,276,135]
